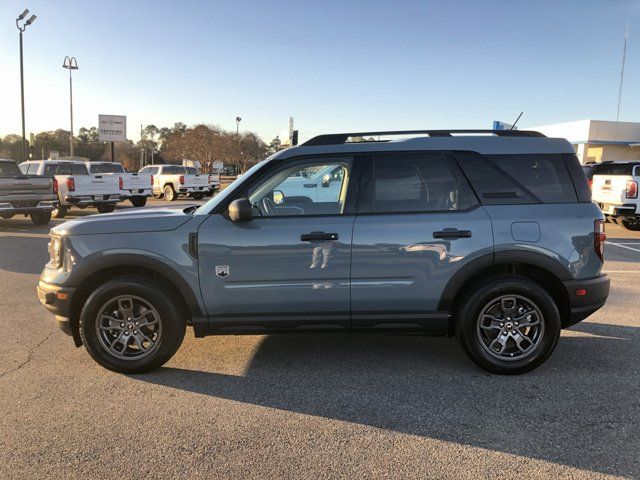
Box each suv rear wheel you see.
[79,276,186,374]
[455,276,561,374]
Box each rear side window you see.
[563,154,591,202]
[27,163,39,175]
[454,152,577,204]
[359,152,478,213]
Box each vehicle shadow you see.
[137,324,639,477]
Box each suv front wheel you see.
[79,276,186,373]
[455,276,561,374]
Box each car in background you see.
[591,161,640,230]
[1,159,55,225]
[139,164,210,201]
[86,161,152,208]
[20,160,120,218]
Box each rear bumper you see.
[63,195,119,206]
[121,189,152,198]
[598,202,638,216]
[178,186,208,193]
[0,200,55,214]
[562,274,610,328]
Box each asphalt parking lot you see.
[1,199,639,479]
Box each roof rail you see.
[302,129,546,147]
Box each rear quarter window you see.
[454,152,578,204]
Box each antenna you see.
[510,112,523,130]
[617,24,629,122]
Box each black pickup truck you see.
[0,159,56,225]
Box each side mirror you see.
[322,174,331,188]
[273,190,284,205]
[228,198,253,222]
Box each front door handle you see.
[433,229,472,239]
[303,183,318,188]
[301,231,338,241]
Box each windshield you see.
[0,161,21,176]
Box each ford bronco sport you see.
[37,130,609,374]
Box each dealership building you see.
[527,119,640,164]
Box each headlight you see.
[47,236,63,268]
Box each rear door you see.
[350,151,493,332]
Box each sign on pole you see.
[98,114,127,142]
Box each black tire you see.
[620,218,640,231]
[191,192,205,200]
[96,204,115,214]
[163,185,177,201]
[130,196,147,208]
[205,189,215,197]
[30,211,52,225]
[454,276,561,375]
[51,205,67,219]
[79,276,186,374]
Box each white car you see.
[592,161,640,230]
[86,161,152,207]
[139,164,210,201]
[274,164,345,204]
[19,160,120,218]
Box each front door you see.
[350,151,494,332]
[197,155,358,332]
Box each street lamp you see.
[62,56,78,156]
[16,9,37,161]
[235,116,242,135]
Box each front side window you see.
[247,157,353,216]
[360,153,477,213]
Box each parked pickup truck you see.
[591,161,640,230]
[86,161,152,207]
[19,160,121,218]
[2,159,55,225]
[139,164,210,201]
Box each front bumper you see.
[37,280,80,344]
[562,274,610,328]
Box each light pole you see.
[62,56,78,156]
[235,116,242,135]
[235,117,242,174]
[16,9,37,161]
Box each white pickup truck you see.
[86,161,152,207]
[592,161,640,230]
[19,160,121,218]
[139,164,210,201]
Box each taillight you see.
[150,174,154,185]
[626,180,638,199]
[179,175,185,185]
[118,177,124,189]
[66,177,75,192]
[594,219,606,262]
[52,178,58,194]
[587,178,593,189]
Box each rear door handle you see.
[433,229,472,239]
[301,231,338,241]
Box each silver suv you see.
[37,130,610,374]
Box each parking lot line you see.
[606,241,640,253]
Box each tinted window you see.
[0,161,21,176]
[162,165,185,175]
[564,154,591,202]
[43,163,89,176]
[594,162,640,176]
[71,164,89,175]
[360,153,477,213]
[27,163,39,175]
[185,167,198,174]
[141,166,159,175]
[89,163,124,173]
[455,152,577,204]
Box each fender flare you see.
[437,250,572,312]
[66,252,205,317]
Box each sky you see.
[2,0,640,143]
